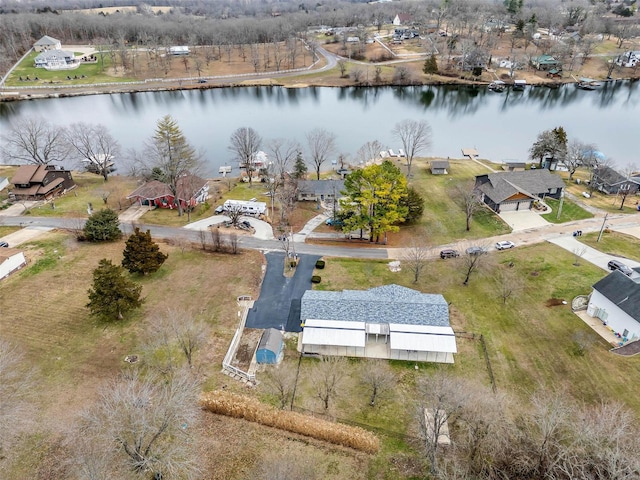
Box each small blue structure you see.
[256,328,284,364]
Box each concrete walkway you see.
[292,214,328,242]
[118,205,150,223]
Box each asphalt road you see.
[245,252,320,332]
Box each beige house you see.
[34,35,61,52]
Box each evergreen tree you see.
[401,186,425,224]
[83,208,122,242]
[292,151,308,179]
[87,259,143,321]
[423,54,438,75]
[122,228,168,275]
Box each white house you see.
[0,248,27,280]
[300,284,457,363]
[34,50,77,70]
[393,13,412,26]
[588,270,640,341]
[33,35,61,52]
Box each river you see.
[1,82,638,175]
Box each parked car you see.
[325,217,343,226]
[607,259,633,276]
[0,241,8,247]
[198,79,208,83]
[495,240,515,250]
[440,249,460,259]
[214,205,224,214]
[466,246,487,256]
[582,191,591,198]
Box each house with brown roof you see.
[475,170,565,213]
[10,165,75,201]
[127,174,209,210]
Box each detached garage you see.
[256,328,284,364]
[300,285,457,363]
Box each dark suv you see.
[440,249,460,259]
[607,259,633,276]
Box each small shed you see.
[256,328,284,364]
[431,160,450,175]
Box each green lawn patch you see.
[317,244,640,414]
[578,231,640,262]
[541,197,593,223]
[406,159,511,244]
[5,51,137,86]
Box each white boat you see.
[398,149,406,157]
[488,81,506,92]
[512,79,527,91]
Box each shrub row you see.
[200,390,380,454]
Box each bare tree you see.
[392,119,432,178]
[277,178,299,224]
[565,139,595,180]
[493,266,523,305]
[0,117,69,165]
[65,123,121,181]
[266,138,298,180]
[229,127,262,187]
[572,246,587,266]
[305,128,337,180]
[462,246,488,286]
[225,204,245,227]
[416,371,472,475]
[262,365,298,410]
[402,241,431,284]
[76,369,201,478]
[0,340,36,460]
[615,164,639,210]
[359,359,396,407]
[310,356,347,412]
[454,181,484,231]
[355,140,384,166]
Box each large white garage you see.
[300,285,457,363]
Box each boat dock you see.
[461,148,479,160]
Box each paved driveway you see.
[548,235,640,278]
[0,226,53,247]
[498,210,550,231]
[184,215,274,240]
[245,252,320,332]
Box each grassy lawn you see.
[139,201,216,227]
[5,51,137,86]
[578,231,640,262]
[312,244,640,414]
[1,232,266,478]
[562,169,640,214]
[541,197,594,223]
[396,158,511,245]
[24,173,138,217]
[0,226,20,237]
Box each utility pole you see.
[597,213,609,242]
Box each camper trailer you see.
[222,199,267,216]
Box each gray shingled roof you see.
[300,284,450,327]
[34,35,60,46]
[298,179,345,196]
[592,271,640,322]
[477,170,565,203]
[431,161,450,169]
[258,328,283,353]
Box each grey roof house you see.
[588,269,640,342]
[298,179,345,202]
[592,166,640,196]
[475,170,565,213]
[300,284,457,363]
[33,35,61,52]
[34,50,77,70]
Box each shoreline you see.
[2,75,639,102]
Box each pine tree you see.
[87,259,143,321]
[83,208,122,242]
[401,186,425,224]
[292,151,308,179]
[122,228,168,275]
[423,54,438,75]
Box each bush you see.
[290,260,297,268]
[84,208,122,242]
[311,275,321,283]
[315,260,325,269]
[200,390,380,453]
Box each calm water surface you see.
[1,82,638,175]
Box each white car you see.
[495,241,515,250]
[582,191,591,198]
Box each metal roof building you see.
[300,285,456,363]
